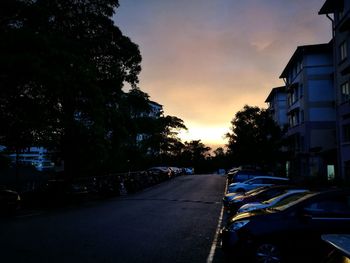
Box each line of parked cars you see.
[220,168,350,262]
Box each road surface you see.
[0,174,226,263]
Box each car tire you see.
[255,243,282,263]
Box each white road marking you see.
[206,179,227,263]
[206,203,224,263]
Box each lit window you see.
[341,82,350,102]
[340,41,348,61]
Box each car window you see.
[246,186,269,196]
[261,178,273,184]
[303,195,350,216]
[269,192,315,211]
[235,174,250,182]
[248,178,263,184]
[260,189,286,201]
[265,192,306,205]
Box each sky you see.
[113,0,332,150]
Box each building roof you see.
[319,0,343,15]
[149,101,163,108]
[265,86,286,103]
[279,43,332,78]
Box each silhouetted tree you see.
[0,0,142,178]
[226,105,283,170]
[181,140,211,173]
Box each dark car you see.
[223,185,300,215]
[147,167,172,182]
[0,187,21,214]
[227,176,289,194]
[222,186,269,210]
[227,169,269,185]
[321,234,350,263]
[220,189,350,263]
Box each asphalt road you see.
[0,174,226,263]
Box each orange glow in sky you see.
[114,0,331,150]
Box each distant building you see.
[7,146,54,171]
[265,86,288,130]
[147,101,163,119]
[136,101,163,154]
[319,0,350,181]
[280,43,336,179]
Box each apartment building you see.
[265,86,288,130]
[319,0,350,181]
[279,43,336,179]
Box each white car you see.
[227,176,289,193]
[237,189,309,213]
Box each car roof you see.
[322,234,350,257]
[273,188,350,211]
[244,176,288,181]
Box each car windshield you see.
[267,192,316,211]
[245,186,268,196]
[262,191,308,205]
[262,190,290,204]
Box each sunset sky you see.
[113,0,332,150]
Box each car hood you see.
[240,202,266,210]
[228,183,240,187]
[224,192,244,199]
[228,208,269,223]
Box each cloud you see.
[114,0,331,147]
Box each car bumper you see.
[220,227,254,257]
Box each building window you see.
[340,41,348,61]
[327,165,335,181]
[341,82,350,102]
[300,110,304,123]
[344,124,350,142]
[299,84,303,98]
[288,87,299,106]
[288,111,299,127]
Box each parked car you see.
[321,234,350,263]
[222,186,269,210]
[183,167,194,175]
[227,176,289,193]
[169,167,182,177]
[147,167,171,181]
[0,186,21,214]
[237,189,309,214]
[220,189,350,263]
[226,169,263,184]
[224,185,298,215]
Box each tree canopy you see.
[226,105,283,170]
[0,0,143,177]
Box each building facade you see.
[320,0,350,181]
[265,86,288,130]
[279,43,336,179]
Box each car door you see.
[293,194,350,259]
[302,194,350,233]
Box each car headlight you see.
[228,220,250,231]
